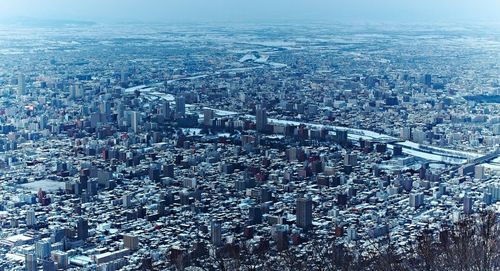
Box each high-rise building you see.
[412,129,427,144]
[158,200,167,217]
[120,67,128,84]
[131,111,141,133]
[203,108,215,126]
[26,209,36,227]
[35,240,51,259]
[123,234,139,251]
[123,193,132,208]
[141,255,153,270]
[39,114,49,130]
[210,220,222,246]
[25,253,37,271]
[51,251,68,270]
[410,193,424,209]
[260,187,273,203]
[296,197,313,230]
[347,226,358,241]
[424,74,432,87]
[487,184,500,202]
[100,101,112,116]
[68,82,76,99]
[249,206,262,225]
[438,183,447,195]
[136,205,146,219]
[255,105,267,132]
[474,165,485,180]
[274,225,289,251]
[464,196,473,214]
[393,145,403,156]
[344,153,358,167]
[41,259,56,271]
[160,101,171,119]
[77,217,88,241]
[459,163,475,177]
[175,95,186,119]
[50,227,66,243]
[493,124,500,136]
[74,82,84,98]
[335,130,348,145]
[400,127,412,140]
[163,164,175,178]
[86,179,98,196]
[149,163,161,182]
[18,73,26,96]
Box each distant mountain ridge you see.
[0,17,96,27]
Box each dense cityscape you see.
[0,18,499,271]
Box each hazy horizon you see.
[0,0,500,25]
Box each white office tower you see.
[474,165,485,180]
[131,111,141,133]
[26,209,36,226]
[409,193,424,209]
[18,73,26,96]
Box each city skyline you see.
[0,1,499,270]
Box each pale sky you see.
[0,0,499,24]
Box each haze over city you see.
[1,0,500,23]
